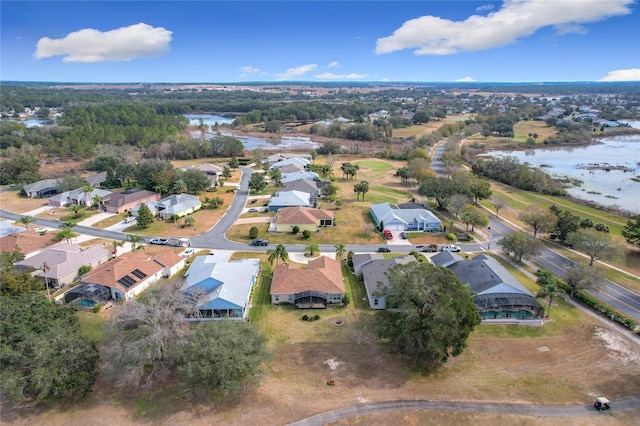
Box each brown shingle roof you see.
[0,230,54,255]
[275,206,334,225]
[108,190,158,208]
[271,256,344,294]
[82,251,163,294]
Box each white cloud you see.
[376,0,633,56]
[327,61,341,68]
[276,64,317,80]
[35,23,172,62]
[455,76,476,82]
[476,4,495,13]
[599,68,640,81]
[316,72,367,80]
[238,66,261,77]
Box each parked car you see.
[34,227,47,234]
[383,230,393,240]
[440,244,461,252]
[150,237,168,245]
[400,232,407,239]
[181,248,195,257]
[123,216,136,224]
[248,208,258,212]
[420,244,439,252]
[377,247,391,253]
[250,239,269,246]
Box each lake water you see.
[184,113,235,127]
[186,113,320,151]
[1,118,53,127]
[480,135,640,214]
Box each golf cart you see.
[594,397,611,411]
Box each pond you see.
[480,135,640,214]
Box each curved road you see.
[287,395,640,425]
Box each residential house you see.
[67,250,185,303]
[370,202,441,232]
[104,189,160,214]
[271,256,344,308]
[281,178,320,206]
[181,254,260,320]
[271,157,311,170]
[22,179,60,198]
[65,187,112,207]
[430,252,544,323]
[155,194,202,219]
[360,256,416,309]
[266,153,313,166]
[351,252,384,276]
[0,230,54,257]
[281,171,319,183]
[15,243,110,288]
[85,171,107,187]
[277,163,306,174]
[268,190,312,211]
[273,206,335,233]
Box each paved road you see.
[287,394,640,425]
[429,140,640,323]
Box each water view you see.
[184,113,235,126]
[481,135,640,214]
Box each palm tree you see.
[153,184,167,199]
[306,244,320,257]
[267,244,288,266]
[173,179,187,194]
[536,269,566,318]
[92,194,102,211]
[335,244,346,262]
[18,215,34,230]
[128,234,145,252]
[68,204,82,218]
[82,185,95,206]
[56,227,75,244]
[111,240,124,257]
[41,261,51,301]
[184,214,195,227]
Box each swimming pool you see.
[76,299,96,308]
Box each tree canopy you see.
[377,262,480,369]
[0,292,99,403]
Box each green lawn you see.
[76,310,107,344]
[353,159,395,173]
[343,265,368,310]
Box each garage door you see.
[384,223,404,231]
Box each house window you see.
[274,295,280,302]
[374,298,379,306]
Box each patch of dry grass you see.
[0,190,49,213]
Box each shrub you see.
[342,294,350,306]
[302,230,311,239]
[313,314,320,321]
[580,218,594,228]
[93,303,102,313]
[301,314,309,321]
[249,226,259,239]
[446,233,456,241]
[594,223,610,233]
[292,226,300,235]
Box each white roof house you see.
[268,190,312,211]
[281,171,319,183]
[272,157,311,170]
[370,203,441,232]
[155,194,202,219]
[181,254,260,320]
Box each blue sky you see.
[2,0,639,83]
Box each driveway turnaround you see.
[286,395,640,425]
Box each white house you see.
[181,254,260,320]
[370,202,441,232]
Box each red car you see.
[383,230,393,240]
